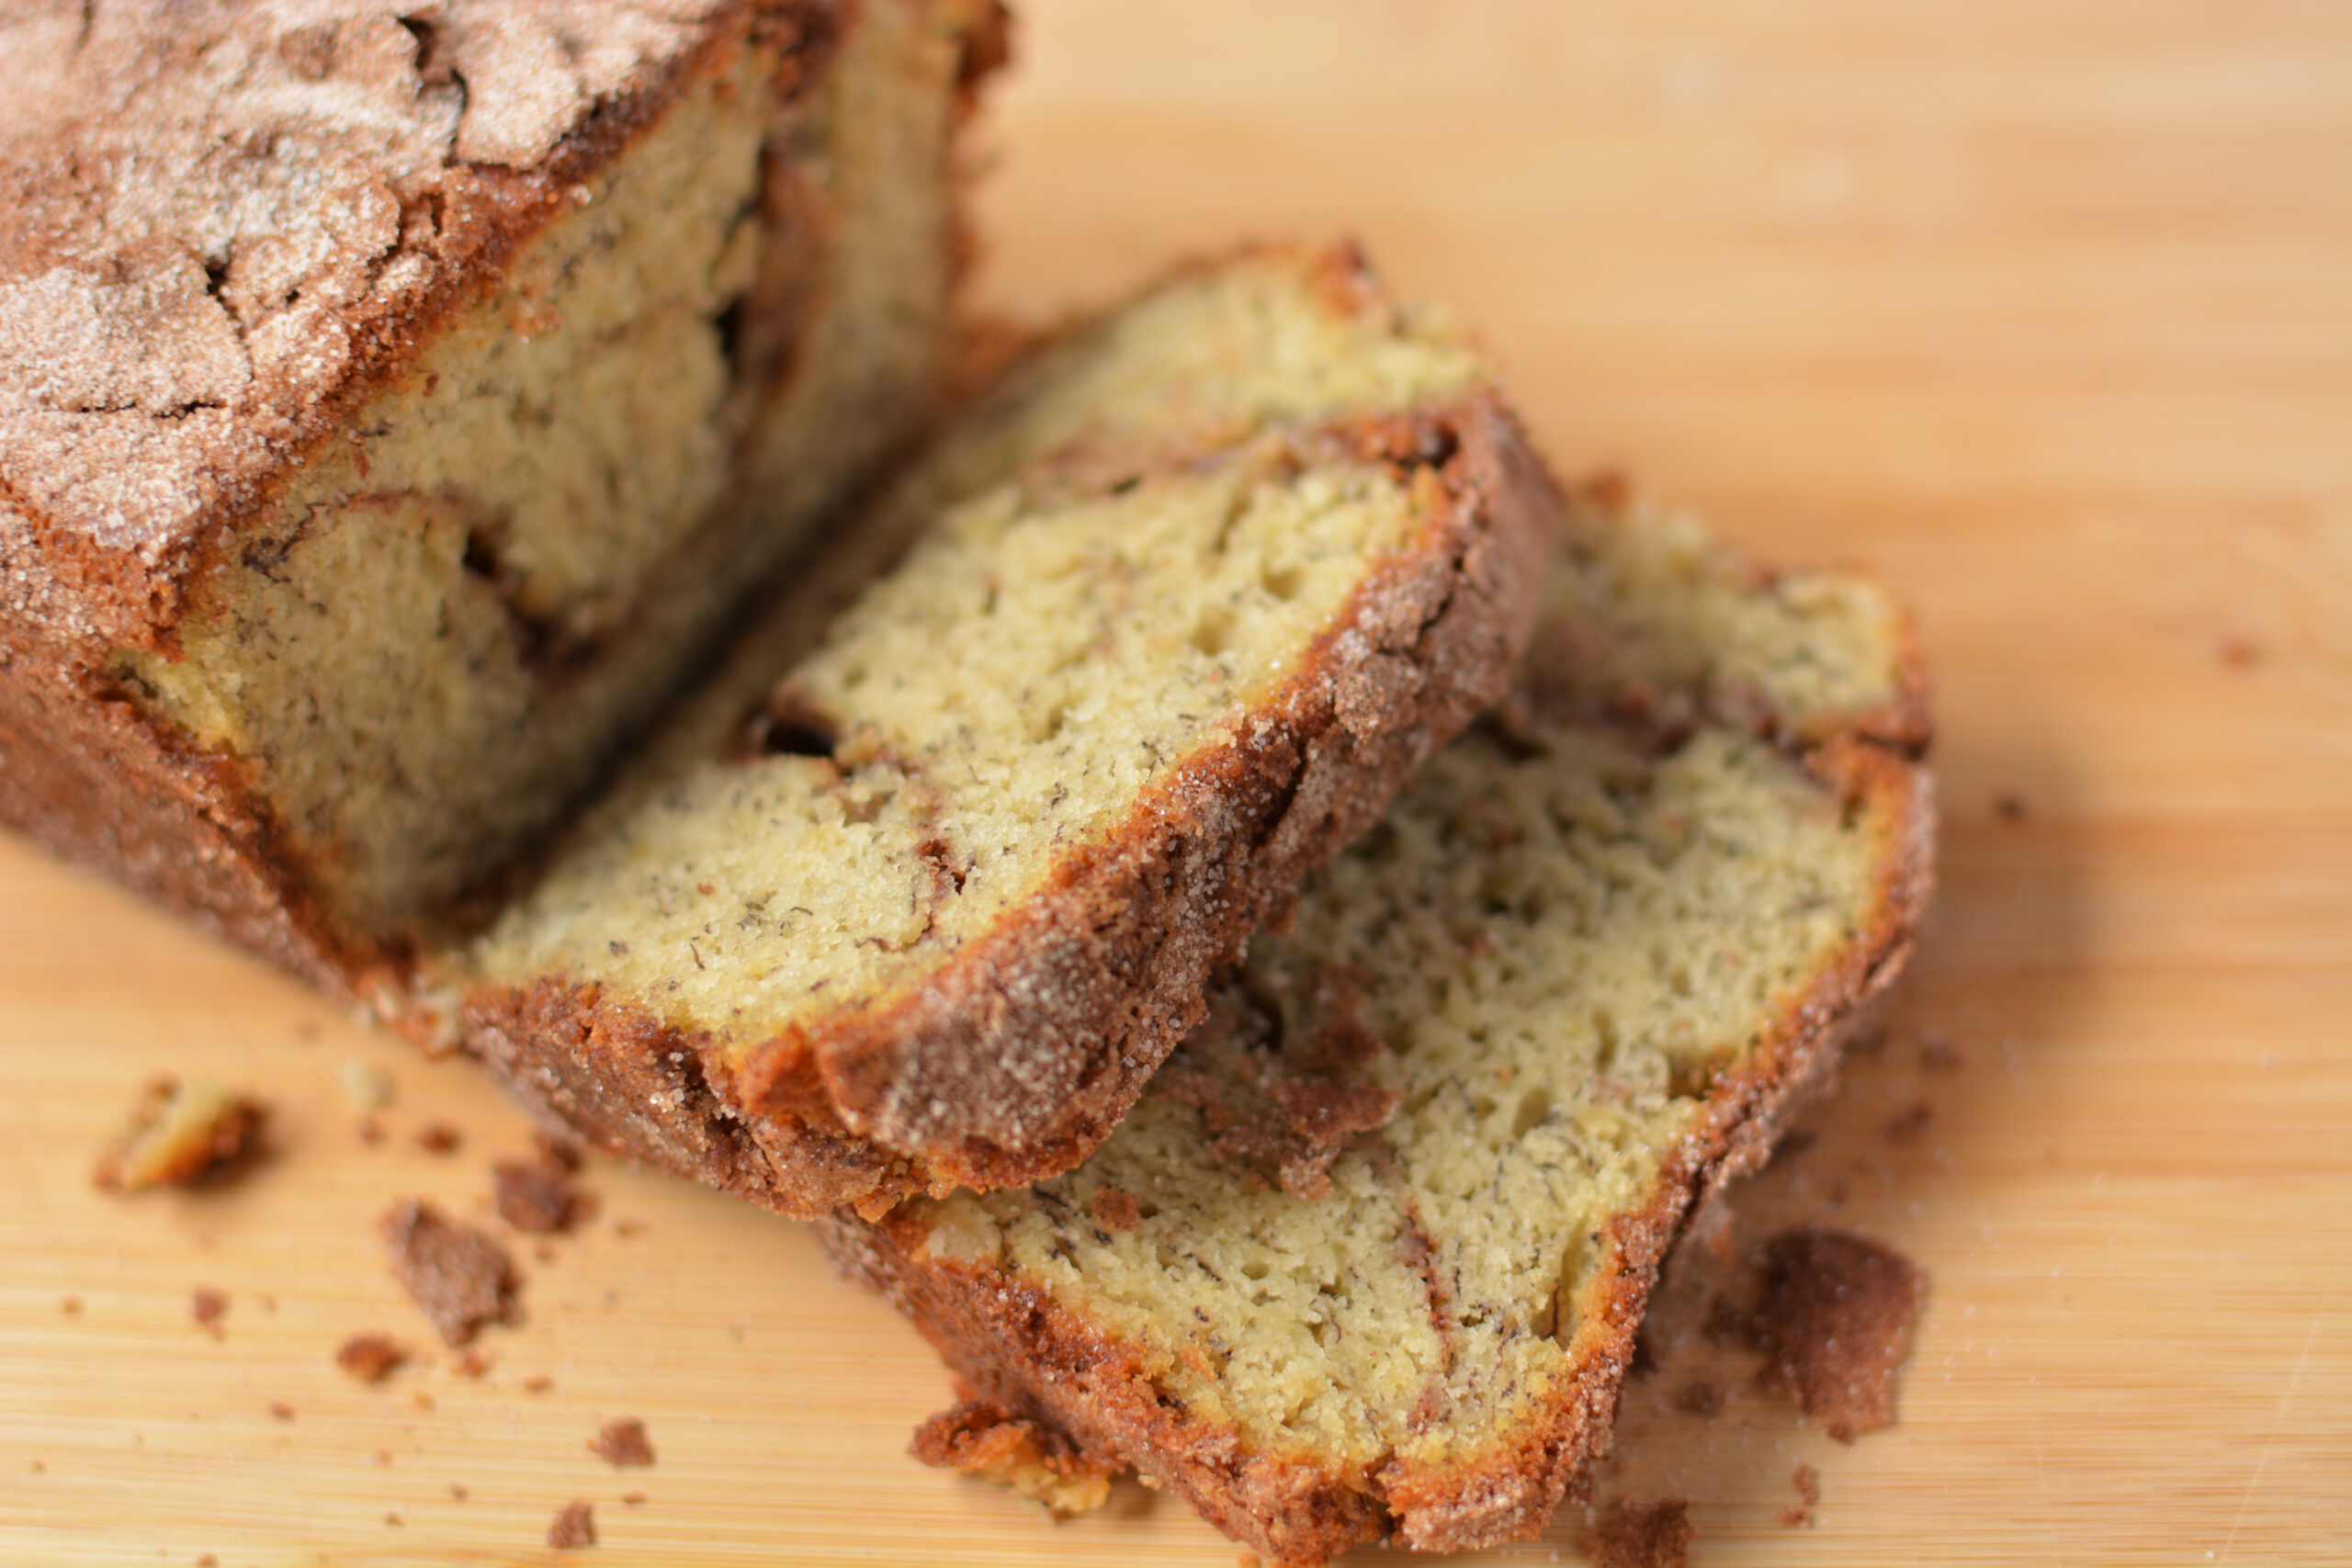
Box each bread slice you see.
[823,480,1934,1562]
[0,0,1005,980]
[444,245,1557,1219]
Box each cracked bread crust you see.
[0,1,820,977]
[0,0,1001,977]
[0,0,826,646]
[819,489,1937,1563]
[455,389,1557,1217]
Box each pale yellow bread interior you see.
[463,251,1487,1071]
[897,489,1921,1497]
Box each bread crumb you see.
[448,1483,469,1501]
[494,1156,586,1233]
[267,1400,295,1421]
[534,1131,584,1171]
[524,1374,556,1393]
[1750,1227,1925,1442]
[94,1077,261,1191]
[191,1286,228,1337]
[910,1399,1115,1515]
[1781,1460,1821,1527]
[335,1333,406,1383]
[196,1556,216,1566]
[414,1123,463,1155]
[1882,1101,1933,1144]
[1991,792,2028,823]
[379,1201,518,1347]
[620,1491,647,1506]
[1668,1379,1724,1417]
[60,1295,81,1316]
[591,1417,655,1468]
[356,1115,386,1145]
[454,1347,492,1379]
[1586,1498,1693,1568]
[1090,1187,1142,1232]
[548,1499,595,1550]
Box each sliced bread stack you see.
[825,479,1933,1561]
[2,22,1932,1545]
[439,245,1556,1217]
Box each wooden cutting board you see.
[4,2,2346,1562]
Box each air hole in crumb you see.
[1667,1054,1729,1100]
[1261,562,1305,602]
[1191,605,1234,658]
[1548,1234,1589,1347]
[1592,1019,1620,1077]
[1512,1089,1554,1139]
[459,529,500,583]
[1029,703,1069,744]
[729,688,838,762]
[713,297,747,384]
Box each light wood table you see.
[4,3,2346,1562]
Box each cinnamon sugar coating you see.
[0,0,1000,975]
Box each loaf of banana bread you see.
[825,480,1934,1562]
[0,0,1006,982]
[443,245,1555,1218]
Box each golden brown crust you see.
[0,2,832,983]
[0,1,1003,981]
[0,615,379,982]
[456,390,1558,1217]
[823,503,1938,1562]
[0,1,827,651]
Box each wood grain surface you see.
[4,2,2347,1562]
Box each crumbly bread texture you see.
[825,482,1935,1562]
[448,245,1555,1218]
[0,0,1005,978]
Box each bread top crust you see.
[0,0,829,649]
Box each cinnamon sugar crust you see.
[0,0,1001,976]
[824,484,1936,1562]
[1,0,813,642]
